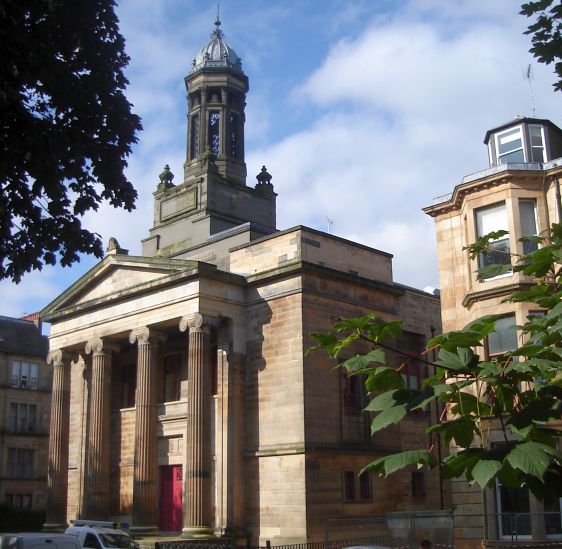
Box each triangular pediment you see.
[41,254,201,321]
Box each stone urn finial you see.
[158,164,175,191]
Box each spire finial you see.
[212,4,223,39]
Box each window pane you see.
[498,127,521,145]
[531,146,545,162]
[519,200,538,255]
[529,124,544,146]
[498,149,525,163]
[190,115,199,159]
[20,362,29,388]
[9,403,17,432]
[28,405,37,432]
[19,404,27,432]
[29,363,38,390]
[497,484,531,536]
[519,200,537,236]
[544,489,562,535]
[208,111,220,156]
[344,471,355,500]
[476,204,511,271]
[11,362,20,387]
[488,316,518,355]
[479,238,511,267]
[477,203,508,236]
[359,473,371,500]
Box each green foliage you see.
[309,223,562,500]
[0,0,142,282]
[521,0,562,92]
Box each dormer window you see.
[496,126,524,164]
[485,118,562,167]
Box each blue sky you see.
[1,0,561,321]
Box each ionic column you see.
[83,337,119,519]
[129,327,165,534]
[180,313,214,538]
[44,349,72,531]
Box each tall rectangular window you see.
[488,315,518,357]
[496,480,531,538]
[9,403,37,433]
[343,373,363,412]
[343,470,372,502]
[475,203,511,273]
[208,111,220,156]
[10,361,39,390]
[5,493,32,509]
[190,115,199,159]
[398,332,425,390]
[529,124,545,162]
[496,126,525,164]
[7,448,35,479]
[519,199,538,255]
[229,113,241,159]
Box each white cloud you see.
[7,0,562,316]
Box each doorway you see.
[160,464,183,531]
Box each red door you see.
[160,465,183,531]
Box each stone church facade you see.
[42,19,444,543]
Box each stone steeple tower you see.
[184,16,248,184]
[142,17,276,266]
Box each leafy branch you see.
[309,223,562,499]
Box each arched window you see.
[208,111,220,155]
[190,115,199,159]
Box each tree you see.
[309,224,562,500]
[521,0,562,92]
[0,0,142,283]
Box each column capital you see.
[179,313,215,333]
[85,337,120,356]
[47,349,72,366]
[129,326,167,346]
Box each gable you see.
[41,255,200,320]
[75,266,169,304]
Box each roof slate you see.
[0,316,49,358]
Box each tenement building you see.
[424,117,562,548]
[0,314,50,511]
[41,19,444,543]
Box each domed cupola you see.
[184,16,249,186]
[192,17,242,73]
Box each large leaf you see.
[506,442,557,480]
[436,347,479,372]
[364,367,405,392]
[470,459,502,489]
[362,450,438,477]
[364,390,398,412]
[371,404,407,433]
[442,449,484,479]
[342,349,386,374]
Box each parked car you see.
[0,533,82,549]
[65,521,138,549]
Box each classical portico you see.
[41,251,246,534]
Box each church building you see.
[41,18,443,543]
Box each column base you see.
[182,526,215,539]
[129,526,159,537]
[42,522,68,533]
